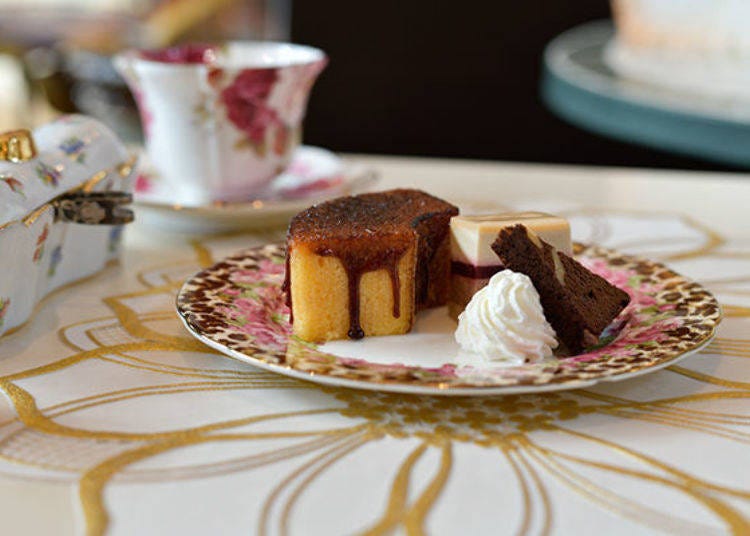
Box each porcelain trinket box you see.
[0,115,135,337]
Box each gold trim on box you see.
[0,129,37,163]
[81,171,109,194]
[22,204,52,227]
[0,155,138,232]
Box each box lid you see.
[0,115,132,228]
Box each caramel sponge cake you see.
[286,189,458,342]
[491,224,630,354]
[449,212,572,318]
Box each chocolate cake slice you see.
[286,189,458,342]
[491,224,630,354]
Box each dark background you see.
[292,1,731,171]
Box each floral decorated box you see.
[0,115,134,337]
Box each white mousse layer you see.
[450,212,571,266]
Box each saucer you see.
[133,146,378,233]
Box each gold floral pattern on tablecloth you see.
[0,210,747,535]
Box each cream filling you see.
[455,270,558,365]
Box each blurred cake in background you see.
[606,0,750,101]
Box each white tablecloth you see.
[0,156,748,535]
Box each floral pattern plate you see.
[134,146,378,233]
[176,243,721,396]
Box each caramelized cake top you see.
[288,189,457,243]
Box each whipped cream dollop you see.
[455,270,558,365]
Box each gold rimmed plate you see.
[176,243,721,396]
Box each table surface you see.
[0,155,749,535]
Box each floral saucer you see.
[176,243,721,396]
[133,146,378,233]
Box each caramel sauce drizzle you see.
[282,244,406,339]
[317,245,407,339]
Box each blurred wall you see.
[292,0,730,170]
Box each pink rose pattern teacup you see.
[115,42,327,205]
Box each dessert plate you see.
[176,243,721,396]
[133,146,378,233]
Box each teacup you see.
[114,42,327,205]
